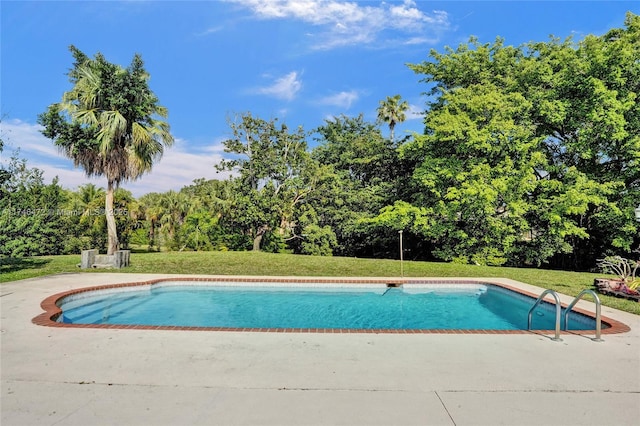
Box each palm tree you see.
[138,192,164,250]
[376,95,409,143]
[73,183,106,237]
[39,46,174,254]
[62,184,106,250]
[159,190,190,249]
[75,184,105,210]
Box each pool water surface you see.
[55,281,601,331]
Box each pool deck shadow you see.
[2,273,640,426]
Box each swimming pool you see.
[33,278,625,334]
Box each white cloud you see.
[318,90,359,109]
[120,140,234,196]
[195,25,224,37]
[1,119,60,159]
[254,71,302,101]
[29,161,104,189]
[229,0,449,49]
[402,36,436,46]
[199,139,228,154]
[276,108,290,118]
[0,120,233,197]
[406,103,424,120]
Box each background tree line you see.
[1,13,638,271]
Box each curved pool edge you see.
[31,276,632,335]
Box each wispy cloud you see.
[122,139,234,196]
[1,119,60,159]
[318,90,359,109]
[254,71,302,101]
[229,0,449,49]
[406,103,424,120]
[0,120,233,197]
[195,25,225,37]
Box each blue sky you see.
[1,1,637,196]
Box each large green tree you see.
[216,114,319,251]
[38,46,174,254]
[311,114,406,257]
[0,153,66,256]
[396,13,639,268]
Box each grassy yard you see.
[1,251,638,315]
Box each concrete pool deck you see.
[2,273,639,425]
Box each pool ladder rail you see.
[527,289,603,342]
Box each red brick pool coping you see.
[32,277,631,335]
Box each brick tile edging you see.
[31,277,631,335]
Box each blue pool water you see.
[57,282,600,331]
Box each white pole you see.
[635,205,640,263]
[399,230,404,278]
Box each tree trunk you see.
[106,180,119,255]
[252,234,263,252]
[252,224,269,251]
[148,219,156,251]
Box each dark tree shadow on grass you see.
[0,257,51,274]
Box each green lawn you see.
[2,251,638,315]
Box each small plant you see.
[597,256,639,287]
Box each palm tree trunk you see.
[106,180,119,255]
[148,219,156,251]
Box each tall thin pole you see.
[399,230,404,278]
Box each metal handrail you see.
[563,289,603,342]
[527,289,562,341]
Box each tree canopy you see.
[392,11,639,268]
